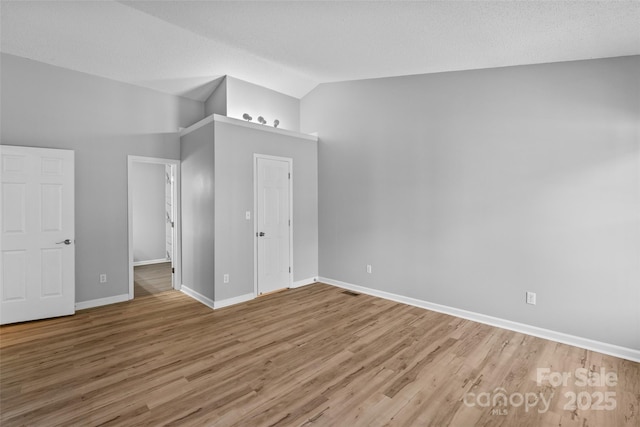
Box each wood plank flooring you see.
[1,283,638,426]
[134,263,173,297]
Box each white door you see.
[165,164,174,285]
[165,165,172,262]
[1,145,75,324]
[256,156,292,295]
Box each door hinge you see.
[289,267,291,273]
[172,267,175,274]
[288,172,291,179]
[288,219,291,226]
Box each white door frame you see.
[127,156,181,299]
[253,154,293,297]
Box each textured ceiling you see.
[1,1,639,101]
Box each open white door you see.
[1,145,75,324]
[255,155,292,295]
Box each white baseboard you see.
[318,277,640,363]
[180,285,215,310]
[181,286,254,310]
[291,277,318,289]
[133,258,170,267]
[214,293,254,309]
[75,294,129,310]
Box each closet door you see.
[255,155,292,295]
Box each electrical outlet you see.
[366,265,372,274]
[526,291,536,305]
[99,274,107,284]
[245,211,251,220]
[223,274,229,283]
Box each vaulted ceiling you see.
[1,1,638,101]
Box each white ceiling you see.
[1,1,639,101]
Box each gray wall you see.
[301,56,640,350]
[0,53,204,303]
[132,162,166,263]
[180,123,215,300]
[214,120,318,300]
[226,76,301,132]
[204,77,227,117]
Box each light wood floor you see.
[1,283,638,426]
[134,262,173,297]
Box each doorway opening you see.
[127,156,181,299]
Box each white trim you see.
[180,114,318,142]
[75,294,129,310]
[319,277,640,363]
[254,154,294,297]
[181,286,254,310]
[180,285,215,310]
[127,156,182,300]
[214,293,255,309]
[133,258,170,267]
[288,159,294,294]
[179,115,215,137]
[214,114,317,141]
[291,277,318,289]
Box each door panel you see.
[2,183,26,232]
[41,157,63,175]
[41,184,63,231]
[0,145,75,324]
[2,250,26,301]
[41,248,63,296]
[256,157,291,295]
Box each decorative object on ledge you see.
[258,116,267,125]
[242,113,252,122]
[273,119,280,128]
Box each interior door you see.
[256,156,291,295]
[1,145,75,324]
[165,164,174,286]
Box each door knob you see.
[258,232,265,237]
[56,239,72,245]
